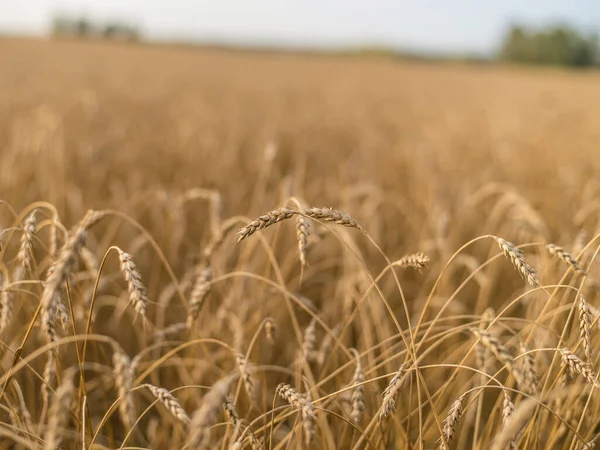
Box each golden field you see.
[1,37,600,449]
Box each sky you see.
[1,1,600,54]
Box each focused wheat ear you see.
[17,209,37,270]
[117,248,148,317]
[187,263,212,329]
[494,236,539,286]
[560,348,599,387]
[144,384,190,425]
[393,252,430,271]
[296,215,310,267]
[303,206,364,232]
[275,383,316,447]
[236,207,297,242]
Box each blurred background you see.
[2,1,600,66]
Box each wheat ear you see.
[560,348,599,387]
[113,350,136,429]
[236,208,297,242]
[579,296,593,362]
[187,264,212,329]
[276,383,316,447]
[494,237,539,286]
[438,394,465,450]
[303,206,364,232]
[17,209,37,270]
[546,244,586,275]
[470,328,525,389]
[144,384,190,425]
[380,362,410,421]
[394,252,430,271]
[117,249,148,317]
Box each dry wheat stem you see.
[583,433,600,450]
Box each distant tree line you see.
[51,16,140,42]
[500,23,599,67]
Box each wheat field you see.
[2,37,600,449]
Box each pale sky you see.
[1,1,600,54]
